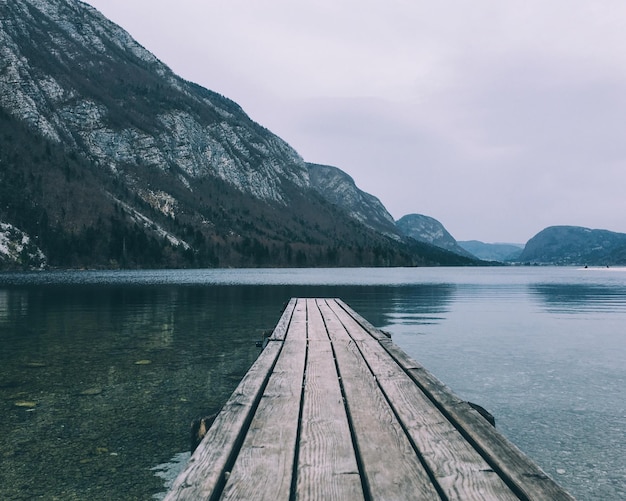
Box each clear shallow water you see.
[1,267,624,500]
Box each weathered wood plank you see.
[332,298,390,342]
[316,299,442,500]
[268,297,297,341]
[219,298,308,501]
[334,299,575,501]
[326,298,519,501]
[164,299,296,501]
[163,346,281,501]
[167,297,574,501]
[295,299,364,500]
[381,340,575,501]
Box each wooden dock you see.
[165,298,574,500]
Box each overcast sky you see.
[84,0,626,243]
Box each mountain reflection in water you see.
[531,282,626,314]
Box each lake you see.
[1,267,624,500]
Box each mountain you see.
[306,163,401,239]
[458,241,523,262]
[0,221,46,269]
[0,0,477,269]
[306,169,478,265]
[518,226,626,265]
[396,214,476,259]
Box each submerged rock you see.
[23,362,47,368]
[80,388,103,396]
[14,400,37,408]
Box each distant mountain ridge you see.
[0,0,479,269]
[518,226,626,265]
[307,163,401,239]
[458,241,523,262]
[396,214,476,259]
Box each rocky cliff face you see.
[396,214,476,258]
[518,226,626,265]
[307,163,401,239]
[1,0,473,269]
[0,0,308,204]
[0,222,46,269]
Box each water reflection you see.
[0,289,28,324]
[530,283,626,314]
[2,268,625,501]
[372,284,455,327]
[0,279,459,499]
[0,284,286,500]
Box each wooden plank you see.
[164,341,283,501]
[165,299,296,501]
[268,297,297,341]
[333,298,390,342]
[381,340,575,501]
[218,298,308,501]
[167,298,573,501]
[316,299,442,500]
[334,299,575,501]
[326,299,519,501]
[295,299,364,500]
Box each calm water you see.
[1,267,624,500]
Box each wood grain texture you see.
[382,340,576,501]
[219,299,307,501]
[326,299,518,501]
[334,299,575,501]
[293,299,364,500]
[268,297,297,341]
[164,340,284,501]
[165,300,297,501]
[166,298,574,501]
[317,299,441,500]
